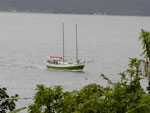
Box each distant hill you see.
[0,0,150,16]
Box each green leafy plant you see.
[9,107,26,113]
[0,87,18,113]
[138,29,150,94]
[139,29,150,60]
[28,85,63,113]
[28,58,147,113]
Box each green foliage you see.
[100,73,113,85]
[28,58,148,113]
[138,29,150,94]
[28,85,63,113]
[0,87,18,113]
[139,29,150,60]
[9,107,26,113]
[126,104,150,113]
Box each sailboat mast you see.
[75,24,79,63]
[62,23,65,63]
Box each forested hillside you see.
[0,0,149,16]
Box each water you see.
[0,12,150,111]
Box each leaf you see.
[100,74,113,85]
[126,104,150,113]
[9,107,26,113]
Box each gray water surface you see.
[0,12,150,111]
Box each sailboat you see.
[46,23,85,70]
